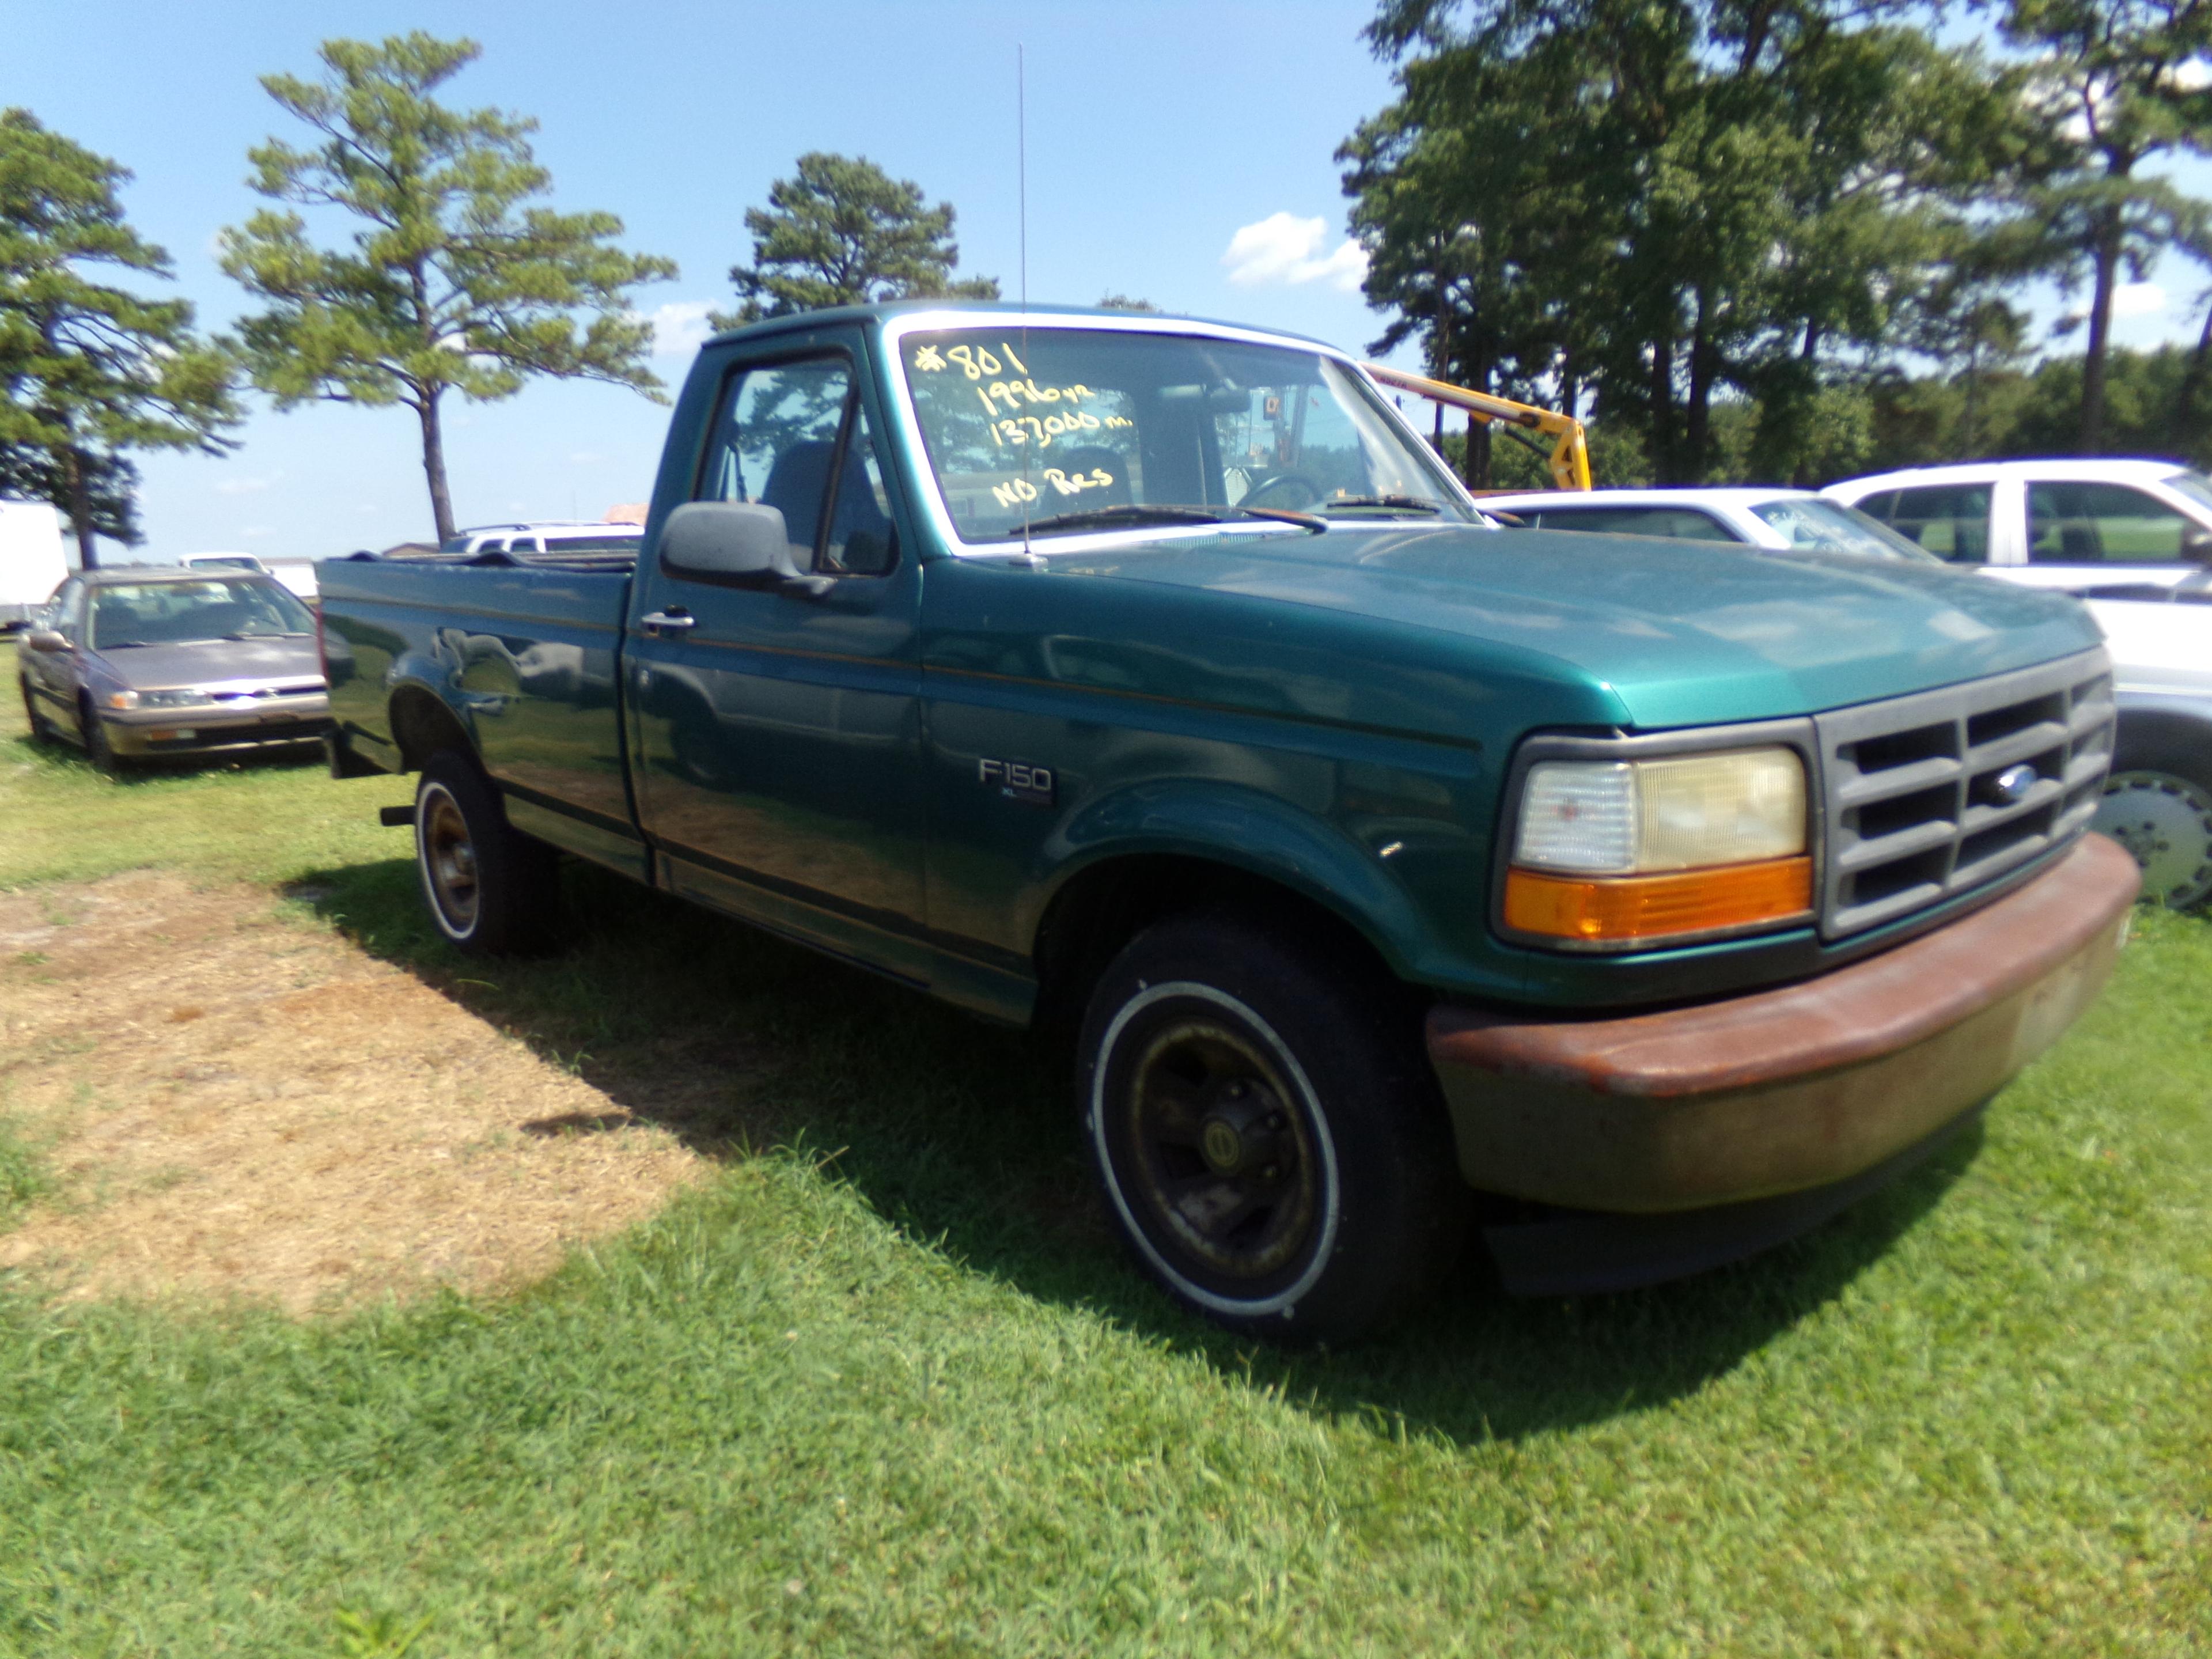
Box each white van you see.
[0,501,69,630]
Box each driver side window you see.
[696,355,897,577]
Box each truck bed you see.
[319,552,641,847]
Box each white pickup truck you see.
[1824,460,2210,908]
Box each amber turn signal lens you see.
[1504,856,1815,945]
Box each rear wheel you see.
[2094,742,2212,910]
[1077,911,1467,1344]
[414,751,562,953]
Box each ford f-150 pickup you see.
[317,302,2141,1341]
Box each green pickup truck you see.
[319,302,2139,1341]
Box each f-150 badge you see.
[979,757,1054,805]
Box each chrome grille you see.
[1816,647,2114,938]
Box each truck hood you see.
[1054,524,2104,726]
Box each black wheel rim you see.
[1113,1009,1323,1290]
[421,785,480,933]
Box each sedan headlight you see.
[139,688,215,709]
[104,689,139,710]
[1506,745,1812,946]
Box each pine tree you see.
[0,109,237,567]
[221,33,676,544]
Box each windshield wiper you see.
[224,630,313,639]
[1320,494,1445,516]
[1012,503,1325,537]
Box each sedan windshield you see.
[1751,498,1940,562]
[897,326,1472,541]
[89,579,316,650]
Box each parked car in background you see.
[2073,581,2212,908]
[1478,487,1937,561]
[437,521,643,559]
[184,552,321,601]
[1,499,70,631]
[1823,459,2212,590]
[17,566,328,771]
[1824,460,2212,907]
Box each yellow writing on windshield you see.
[990,466,1114,509]
[983,410,1109,448]
[912,339,1035,380]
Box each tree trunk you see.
[1649,334,1678,483]
[64,446,99,571]
[1684,296,1716,483]
[1464,353,1494,489]
[2079,211,2122,454]
[416,393,457,545]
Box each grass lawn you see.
[0,691,2206,1656]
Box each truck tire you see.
[413,751,562,954]
[1076,910,1468,1344]
[2094,737,2212,910]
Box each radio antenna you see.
[1018,42,1034,559]
[1018,44,1028,312]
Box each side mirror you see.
[25,629,67,654]
[2181,524,2212,565]
[660,501,825,589]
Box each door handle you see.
[638,609,696,635]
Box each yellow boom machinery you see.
[1362,362,1592,492]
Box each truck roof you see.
[705,299,1339,355]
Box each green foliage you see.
[714,151,997,330]
[1346,0,2013,486]
[219,33,676,543]
[1096,293,1158,311]
[1999,0,2212,447]
[0,109,237,564]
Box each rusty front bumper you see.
[1429,833,2141,1214]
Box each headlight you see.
[1506,745,1812,946]
[104,689,139,710]
[139,688,214,709]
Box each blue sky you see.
[6,0,2206,561]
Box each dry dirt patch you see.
[0,870,706,1311]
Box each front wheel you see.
[81,700,127,774]
[1077,912,1467,1344]
[414,751,562,953]
[2094,748,2212,910]
[20,677,51,744]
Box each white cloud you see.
[569,450,605,465]
[2112,281,2166,319]
[1221,213,1369,293]
[650,300,720,358]
[241,525,274,539]
[214,471,280,496]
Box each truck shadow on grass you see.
[301,854,1978,1448]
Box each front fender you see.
[1031,777,1442,982]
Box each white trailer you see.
[0,501,70,630]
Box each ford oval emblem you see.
[1994,763,2038,804]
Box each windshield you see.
[89,579,316,650]
[1751,498,1941,562]
[2161,470,2212,515]
[897,326,1472,541]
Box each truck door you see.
[627,341,930,980]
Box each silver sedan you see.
[17,566,329,771]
